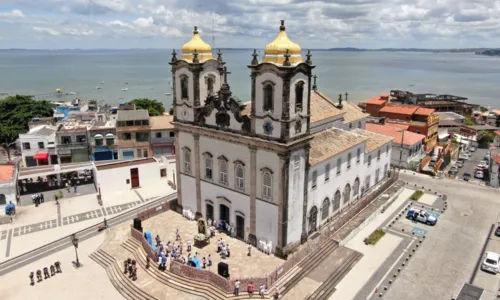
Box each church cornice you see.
[248,62,315,77]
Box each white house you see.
[18,125,58,167]
[172,21,394,256]
[365,123,425,168]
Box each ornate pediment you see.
[195,92,251,133]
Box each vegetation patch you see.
[410,190,424,201]
[364,229,385,245]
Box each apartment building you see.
[150,115,175,158]
[115,109,151,160]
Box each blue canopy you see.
[5,203,15,215]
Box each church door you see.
[308,206,318,234]
[219,204,230,224]
[206,204,214,222]
[236,216,245,239]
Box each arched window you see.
[235,163,245,190]
[347,153,352,169]
[343,184,351,205]
[295,81,304,113]
[333,191,341,212]
[219,158,228,185]
[322,198,330,220]
[262,171,273,199]
[180,75,189,100]
[353,177,360,197]
[207,76,215,95]
[204,155,213,180]
[263,82,274,112]
[183,148,191,173]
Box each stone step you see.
[305,251,363,300]
[279,239,339,297]
[90,249,158,300]
[122,238,266,300]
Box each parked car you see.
[495,225,500,237]
[475,170,484,179]
[459,155,470,161]
[481,252,500,274]
[470,146,477,152]
[406,209,438,226]
[463,173,471,181]
[456,160,464,168]
[485,154,491,160]
[448,168,459,176]
[477,161,489,169]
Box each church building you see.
[171,21,393,256]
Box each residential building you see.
[18,125,58,167]
[115,109,151,160]
[485,110,500,127]
[55,120,93,164]
[53,99,90,120]
[150,115,175,158]
[28,117,56,130]
[89,116,117,162]
[365,123,425,168]
[390,90,470,114]
[0,164,17,207]
[489,148,500,188]
[438,112,465,128]
[363,94,389,117]
[173,21,393,256]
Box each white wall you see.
[180,175,197,213]
[0,182,16,205]
[390,141,422,167]
[19,130,56,167]
[175,67,195,122]
[254,73,283,137]
[256,199,278,247]
[96,161,163,195]
[288,73,309,120]
[255,149,280,202]
[287,148,306,245]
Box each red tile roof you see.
[494,131,500,136]
[365,123,425,146]
[0,165,15,182]
[365,97,387,105]
[385,123,410,130]
[379,105,419,116]
[415,107,435,116]
[492,154,500,164]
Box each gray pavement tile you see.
[62,209,103,225]
[13,219,57,237]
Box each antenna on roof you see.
[212,15,215,49]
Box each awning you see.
[94,134,104,139]
[34,152,49,160]
[105,133,114,139]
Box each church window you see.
[325,164,330,182]
[183,148,191,173]
[386,145,389,156]
[180,75,189,100]
[357,148,361,163]
[377,149,381,161]
[358,121,362,129]
[295,81,304,113]
[347,153,352,169]
[204,155,213,180]
[219,159,228,185]
[262,171,272,199]
[207,76,215,95]
[336,158,341,175]
[321,198,330,220]
[312,171,317,189]
[333,191,341,213]
[263,82,274,112]
[367,155,372,166]
[235,163,245,191]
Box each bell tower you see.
[170,26,224,123]
[247,20,315,143]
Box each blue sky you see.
[0,0,499,49]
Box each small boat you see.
[101,81,104,84]
[122,88,128,91]
[118,97,124,99]
[68,92,76,95]
[165,92,171,95]
[96,86,101,90]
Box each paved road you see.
[383,172,500,300]
[0,193,176,276]
[456,148,488,180]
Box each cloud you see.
[0,0,499,49]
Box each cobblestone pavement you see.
[19,183,97,206]
[140,210,284,279]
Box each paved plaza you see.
[140,210,284,279]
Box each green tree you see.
[477,130,496,148]
[0,95,55,160]
[169,107,174,115]
[128,98,165,116]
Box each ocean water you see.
[0,49,499,108]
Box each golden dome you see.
[181,26,213,62]
[263,20,302,65]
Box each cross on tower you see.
[171,49,178,63]
[283,49,291,66]
[344,92,349,102]
[223,66,231,84]
[217,49,223,63]
[251,49,259,65]
[305,50,312,65]
[312,75,318,90]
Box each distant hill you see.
[328,47,500,54]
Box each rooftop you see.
[309,128,368,165]
[0,165,15,182]
[341,101,369,124]
[365,123,425,146]
[117,109,149,121]
[352,128,394,152]
[468,125,500,131]
[90,119,117,130]
[415,107,435,116]
[438,111,465,120]
[150,115,174,130]
[385,122,410,130]
[241,103,252,116]
[379,105,419,116]
[310,91,344,123]
[27,125,58,136]
[365,96,387,105]
[57,120,94,133]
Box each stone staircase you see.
[121,237,269,300]
[89,248,158,300]
[275,238,339,298]
[304,251,363,300]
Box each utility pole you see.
[398,130,405,173]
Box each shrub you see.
[55,191,64,199]
[365,229,385,245]
[410,190,424,201]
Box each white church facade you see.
[172,21,393,256]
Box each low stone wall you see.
[136,201,171,221]
[130,226,159,262]
[170,261,233,293]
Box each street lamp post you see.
[70,234,81,268]
[398,130,405,174]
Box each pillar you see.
[194,133,202,217]
[249,145,257,239]
[301,144,311,244]
[276,152,290,256]
[174,130,183,209]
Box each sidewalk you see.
[0,183,176,263]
